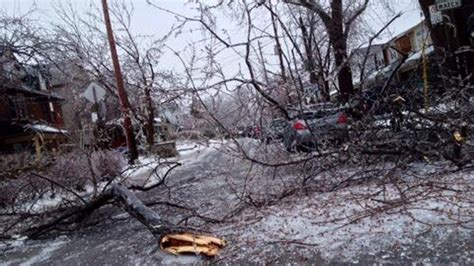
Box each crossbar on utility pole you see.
[101,0,138,163]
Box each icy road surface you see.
[1,139,473,264]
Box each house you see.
[0,47,67,153]
[45,61,125,148]
[47,61,90,140]
[353,17,433,87]
[385,21,433,80]
[352,44,386,85]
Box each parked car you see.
[284,104,351,152]
[241,125,262,139]
[263,118,291,143]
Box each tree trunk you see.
[299,16,319,103]
[329,0,354,103]
[286,0,357,103]
[27,183,176,240]
[145,87,155,148]
[270,4,287,82]
[319,72,331,102]
[335,63,354,103]
[112,183,172,235]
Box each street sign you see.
[91,112,98,123]
[429,5,443,25]
[435,0,462,11]
[83,82,106,103]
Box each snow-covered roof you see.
[25,124,68,134]
[406,45,435,62]
[361,9,424,48]
[369,63,393,80]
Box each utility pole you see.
[101,0,139,163]
[419,0,474,78]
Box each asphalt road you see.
[1,140,473,265]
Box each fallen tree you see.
[19,180,226,257]
[1,153,206,243]
[25,183,175,240]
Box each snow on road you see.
[122,139,228,187]
[217,164,473,263]
[1,139,473,264]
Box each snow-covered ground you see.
[1,139,473,264]
[121,139,229,187]
[221,169,473,263]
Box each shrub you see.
[202,128,217,139]
[177,130,203,140]
[0,149,125,208]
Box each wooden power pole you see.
[101,0,139,163]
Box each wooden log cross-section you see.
[161,233,226,256]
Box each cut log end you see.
[160,233,226,257]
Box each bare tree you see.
[284,0,370,102]
[50,1,186,149]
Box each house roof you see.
[353,43,384,55]
[1,51,65,100]
[360,9,424,49]
[2,82,65,100]
[25,86,64,100]
[24,123,68,134]
[379,9,422,43]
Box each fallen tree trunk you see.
[111,183,174,236]
[23,182,227,256]
[27,189,115,239]
[27,183,178,239]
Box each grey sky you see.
[2,0,421,78]
[1,1,198,69]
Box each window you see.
[390,48,399,62]
[15,95,28,119]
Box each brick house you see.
[0,47,67,153]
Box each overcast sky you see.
[2,0,422,79]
